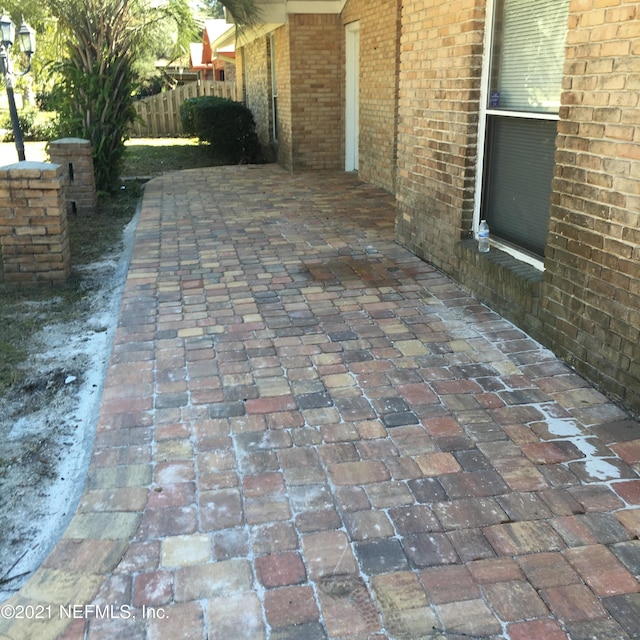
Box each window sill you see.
[460,238,544,284]
[488,238,545,272]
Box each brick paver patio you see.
[1,165,639,639]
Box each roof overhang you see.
[221,0,348,47]
[282,1,348,14]
[216,50,237,64]
[249,0,347,20]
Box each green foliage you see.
[122,139,226,175]
[214,0,261,28]
[1,109,35,142]
[134,74,167,99]
[207,1,226,18]
[180,96,259,164]
[46,0,196,193]
[0,4,60,100]
[0,0,261,192]
[54,57,138,192]
[1,108,58,142]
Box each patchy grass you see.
[68,181,143,265]
[122,137,221,176]
[0,185,140,392]
[0,138,219,393]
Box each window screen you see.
[484,117,557,256]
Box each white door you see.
[345,22,360,172]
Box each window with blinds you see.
[489,0,569,114]
[481,0,569,257]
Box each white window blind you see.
[489,0,568,113]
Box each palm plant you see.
[48,0,258,193]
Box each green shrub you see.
[1,109,34,141]
[0,108,58,142]
[180,96,259,164]
[36,89,63,112]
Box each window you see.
[476,0,569,259]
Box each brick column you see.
[49,138,97,214]
[0,161,70,284]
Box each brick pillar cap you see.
[50,137,91,145]
[0,161,63,178]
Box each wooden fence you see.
[130,81,236,137]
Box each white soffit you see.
[285,1,348,13]
[220,0,348,49]
[254,0,347,20]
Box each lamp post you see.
[0,11,35,162]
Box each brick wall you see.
[0,162,70,284]
[48,138,97,215]
[342,0,402,193]
[236,46,245,102]
[394,0,640,414]
[287,14,343,170]
[540,0,640,411]
[395,0,486,271]
[222,60,236,83]
[241,37,272,149]
[273,25,293,170]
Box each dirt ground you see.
[0,141,135,600]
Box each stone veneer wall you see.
[0,162,70,284]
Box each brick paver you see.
[1,166,638,639]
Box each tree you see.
[47,0,198,192]
[1,1,56,100]
[36,0,258,193]
[206,1,225,19]
[202,0,260,26]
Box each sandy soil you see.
[0,141,136,599]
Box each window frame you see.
[473,0,566,270]
[269,33,278,143]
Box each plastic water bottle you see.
[478,220,490,253]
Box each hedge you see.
[180,96,259,164]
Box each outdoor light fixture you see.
[0,12,15,50]
[0,10,36,161]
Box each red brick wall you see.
[239,16,342,170]
[273,25,293,170]
[240,37,272,149]
[238,2,401,187]
[541,0,640,410]
[49,138,97,215]
[342,0,402,193]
